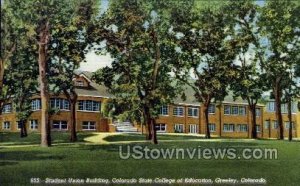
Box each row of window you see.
[3,99,101,113]
[156,123,199,133]
[160,105,262,117]
[266,102,298,113]
[223,105,261,116]
[155,123,262,133]
[160,105,214,117]
[2,120,96,130]
[264,120,295,130]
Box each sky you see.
[79,0,111,72]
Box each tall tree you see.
[92,0,184,144]
[171,4,237,138]
[227,0,267,139]
[49,0,98,142]
[7,46,38,137]
[4,0,98,146]
[257,0,300,139]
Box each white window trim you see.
[223,124,234,132]
[188,124,198,134]
[187,107,199,118]
[82,121,96,131]
[2,121,11,130]
[174,124,184,133]
[208,104,216,115]
[224,105,231,115]
[173,106,184,117]
[52,121,68,131]
[30,120,38,130]
[208,123,216,132]
[231,106,239,115]
[159,105,169,116]
[156,124,167,133]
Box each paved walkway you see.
[1,133,299,148]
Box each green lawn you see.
[0,132,300,186]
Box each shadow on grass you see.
[0,150,65,162]
[0,161,19,166]
[0,132,98,146]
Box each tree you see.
[227,0,267,139]
[257,0,300,139]
[92,0,184,144]
[7,46,38,137]
[49,0,98,142]
[4,0,99,146]
[171,4,237,138]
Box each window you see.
[174,124,184,133]
[284,122,295,130]
[155,123,166,132]
[256,125,261,133]
[82,121,96,130]
[159,106,169,116]
[52,120,68,130]
[189,124,198,133]
[267,102,275,112]
[237,124,248,132]
[75,81,84,87]
[188,107,198,117]
[173,106,184,117]
[223,124,234,132]
[30,120,38,130]
[3,121,10,130]
[264,120,270,129]
[50,98,70,110]
[208,104,215,114]
[78,100,100,111]
[209,123,216,132]
[2,104,12,113]
[239,106,246,115]
[224,105,230,115]
[281,104,288,114]
[16,121,22,130]
[231,106,238,115]
[31,99,41,111]
[273,120,278,129]
[256,108,261,117]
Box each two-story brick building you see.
[0,71,299,139]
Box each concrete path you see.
[1,132,299,148]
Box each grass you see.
[0,132,300,185]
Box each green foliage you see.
[171,2,237,104]
[92,0,185,123]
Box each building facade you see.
[1,71,299,139]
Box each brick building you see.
[1,71,299,139]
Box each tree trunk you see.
[0,59,4,90]
[203,102,211,139]
[274,82,284,140]
[287,98,292,141]
[150,118,158,144]
[249,105,257,139]
[70,94,78,142]
[218,104,222,137]
[64,89,78,142]
[20,120,28,138]
[144,106,152,140]
[38,21,51,147]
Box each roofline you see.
[78,73,92,83]
[77,95,110,99]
